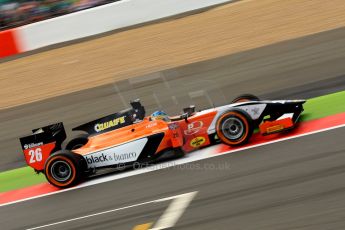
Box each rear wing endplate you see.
[19,122,66,171]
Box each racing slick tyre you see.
[65,134,89,150]
[232,94,260,103]
[216,109,254,146]
[44,151,86,188]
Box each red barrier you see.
[0,29,20,58]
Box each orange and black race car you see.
[20,95,305,188]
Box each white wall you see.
[17,0,233,52]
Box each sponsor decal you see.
[184,121,203,135]
[251,107,260,115]
[84,138,147,168]
[24,142,43,150]
[146,122,158,128]
[266,125,284,134]
[190,136,206,148]
[168,123,179,130]
[94,116,126,132]
[237,104,266,120]
[114,152,137,161]
[85,153,110,164]
[85,152,137,165]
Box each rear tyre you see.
[44,151,86,188]
[216,109,253,146]
[232,94,260,103]
[65,134,89,150]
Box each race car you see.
[19,95,305,188]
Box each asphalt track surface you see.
[1,126,345,229]
[2,27,345,171]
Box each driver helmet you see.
[150,110,170,122]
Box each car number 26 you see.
[29,148,43,163]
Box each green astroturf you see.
[301,90,345,121]
[1,91,345,193]
[0,167,46,193]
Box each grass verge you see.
[0,167,46,193]
[301,90,345,121]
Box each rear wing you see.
[19,123,66,171]
[72,99,146,135]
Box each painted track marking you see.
[133,223,152,230]
[25,191,197,230]
[150,191,198,230]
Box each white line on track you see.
[1,123,345,208]
[151,191,198,230]
[25,191,198,230]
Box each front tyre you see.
[44,151,86,188]
[231,94,260,103]
[216,109,253,146]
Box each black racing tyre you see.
[65,134,89,150]
[216,109,253,146]
[231,94,260,103]
[44,151,86,188]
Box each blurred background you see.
[0,0,118,30]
